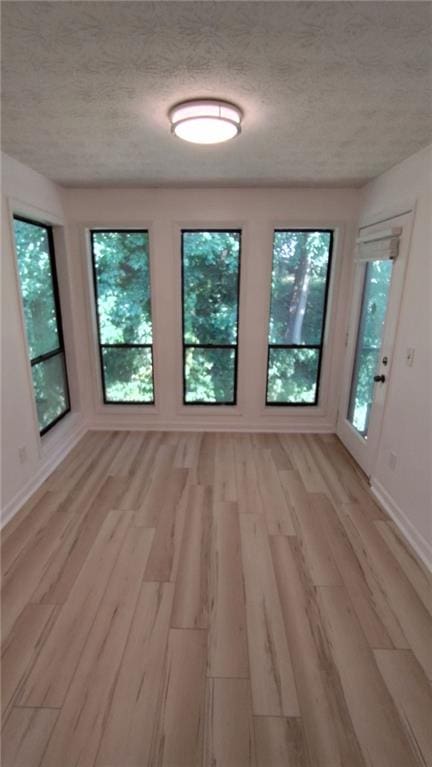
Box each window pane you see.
[348,260,393,436]
[32,353,69,431]
[102,347,154,403]
[90,230,155,406]
[92,231,152,344]
[184,347,236,404]
[14,218,60,358]
[267,348,319,404]
[269,231,332,346]
[182,231,240,345]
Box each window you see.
[90,230,154,404]
[266,229,333,405]
[181,229,241,404]
[13,216,70,434]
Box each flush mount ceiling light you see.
[169,99,242,144]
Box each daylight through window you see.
[90,230,154,404]
[13,216,70,434]
[182,230,241,404]
[267,229,333,405]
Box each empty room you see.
[1,1,431,765]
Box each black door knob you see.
[373,374,386,383]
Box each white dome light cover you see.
[169,99,242,144]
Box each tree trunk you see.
[285,234,311,344]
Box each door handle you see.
[373,374,386,383]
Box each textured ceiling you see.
[1,1,431,187]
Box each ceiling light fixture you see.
[169,99,242,144]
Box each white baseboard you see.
[1,421,88,530]
[370,479,432,573]
[88,416,335,434]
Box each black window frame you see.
[181,228,242,406]
[89,229,155,406]
[266,228,334,407]
[13,215,71,436]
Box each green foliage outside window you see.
[102,347,153,403]
[91,230,154,403]
[185,347,236,403]
[267,230,332,404]
[14,220,60,358]
[182,230,240,404]
[31,355,68,431]
[267,348,319,404]
[269,230,331,346]
[13,217,69,433]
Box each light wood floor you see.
[1,431,431,767]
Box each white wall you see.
[62,186,360,433]
[358,145,432,564]
[1,153,86,523]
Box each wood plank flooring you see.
[1,430,431,767]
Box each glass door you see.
[337,212,412,477]
[347,259,393,438]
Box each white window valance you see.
[355,227,402,262]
